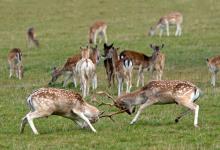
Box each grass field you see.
[0,0,220,149]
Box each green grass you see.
[0,0,220,149]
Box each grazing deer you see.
[27,27,39,48]
[89,21,107,45]
[20,88,101,134]
[206,55,220,86]
[103,43,115,87]
[98,80,202,127]
[75,46,97,98]
[149,44,165,80]
[105,45,133,96]
[49,45,100,87]
[8,48,24,79]
[119,44,165,87]
[148,12,183,37]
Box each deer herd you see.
[5,11,218,135]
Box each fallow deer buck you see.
[98,80,202,127]
[119,44,165,87]
[148,12,183,37]
[27,27,39,48]
[75,46,97,98]
[8,48,24,80]
[89,21,108,45]
[206,55,220,86]
[49,45,100,87]
[105,45,133,96]
[20,88,101,134]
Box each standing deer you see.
[8,48,24,79]
[103,43,115,87]
[105,46,133,96]
[89,21,108,45]
[119,44,165,87]
[75,46,97,98]
[20,88,101,134]
[149,44,165,80]
[49,45,100,87]
[148,12,183,37]
[206,55,220,87]
[27,27,39,48]
[98,80,202,127]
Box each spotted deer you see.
[148,12,183,37]
[105,45,133,96]
[206,55,220,86]
[119,44,165,87]
[49,45,100,87]
[89,21,107,45]
[98,80,202,127]
[8,48,24,80]
[75,47,97,98]
[20,88,101,134]
[27,27,39,48]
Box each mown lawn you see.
[0,0,220,149]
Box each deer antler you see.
[96,91,116,102]
[99,110,126,122]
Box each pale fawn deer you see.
[148,12,183,37]
[89,21,108,45]
[20,88,101,134]
[8,48,24,80]
[98,80,202,128]
[75,46,97,98]
[206,55,220,86]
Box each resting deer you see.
[20,88,101,134]
[98,80,202,127]
[103,43,115,88]
[105,45,133,96]
[49,45,100,87]
[75,46,97,98]
[8,48,24,79]
[148,12,183,37]
[119,44,165,87]
[206,55,220,86]
[27,27,39,48]
[89,21,107,45]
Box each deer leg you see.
[118,77,122,96]
[9,64,14,78]
[175,24,180,36]
[94,32,97,45]
[20,115,28,134]
[130,100,155,125]
[63,73,72,87]
[179,25,182,36]
[166,23,170,36]
[180,102,199,127]
[137,66,143,87]
[103,29,108,44]
[92,74,97,90]
[26,111,51,135]
[175,109,191,123]
[73,109,97,133]
[211,73,216,87]
[159,28,164,37]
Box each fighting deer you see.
[104,45,133,96]
[8,48,24,80]
[98,80,202,127]
[206,55,220,86]
[148,12,183,37]
[20,88,101,134]
[119,44,165,87]
[49,45,100,87]
[27,27,39,48]
[89,21,108,45]
[103,43,115,87]
[75,46,97,98]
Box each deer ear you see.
[53,67,57,71]
[161,44,164,49]
[150,44,153,49]
[104,43,107,48]
[110,43,114,48]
